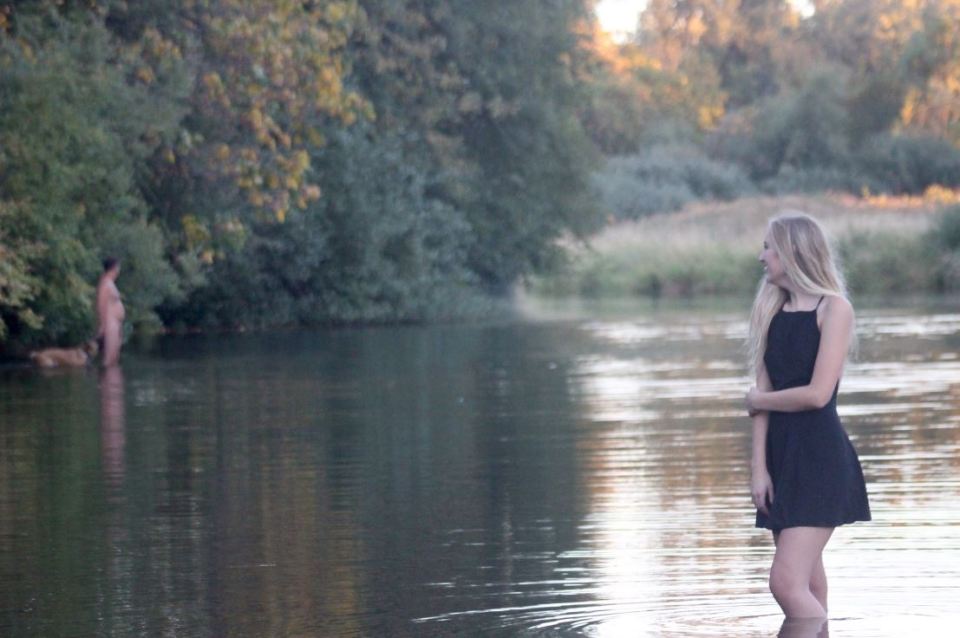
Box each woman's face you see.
[759,230,785,285]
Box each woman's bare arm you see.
[747,297,853,413]
[751,363,774,514]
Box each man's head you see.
[102,257,121,277]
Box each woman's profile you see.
[745,212,870,618]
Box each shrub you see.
[594,145,754,220]
[167,128,486,329]
[837,231,933,294]
[761,166,882,195]
[0,14,186,350]
[593,168,695,219]
[932,204,960,251]
[855,134,960,194]
[927,205,960,290]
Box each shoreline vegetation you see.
[6,2,960,355]
[529,193,960,299]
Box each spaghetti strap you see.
[814,295,825,310]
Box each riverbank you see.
[529,193,960,298]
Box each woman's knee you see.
[769,562,805,599]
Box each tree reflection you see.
[4,303,960,635]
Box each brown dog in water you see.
[29,340,99,368]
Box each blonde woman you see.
[745,213,870,619]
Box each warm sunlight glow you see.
[595,0,645,42]
[595,0,816,42]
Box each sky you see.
[594,0,646,40]
[595,0,816,41]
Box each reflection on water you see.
[778,617,828,638]
[100,366,126,496]
[1,300,960,636]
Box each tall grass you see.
[533,194,951,298]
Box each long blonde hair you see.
[747,211,852,375]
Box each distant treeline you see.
[3,1,960,351]
[588,0,960,218]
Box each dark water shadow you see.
[779,618,828,638]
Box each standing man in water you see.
[96,257,125,367]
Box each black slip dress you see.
[755,296,871,531]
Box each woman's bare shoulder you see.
[823,295,853,315]
[818,295,854,329]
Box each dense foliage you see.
[587,0,960,220]
[5,1,960,349]
[0,0,597,351]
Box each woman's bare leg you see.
[774,529,827,609]
[769,527,834,618]
[809,555,828,612]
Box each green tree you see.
[898,1,960,143]
[638,0,801,108]
[438,0,600,289]
[0,10,186,349]
[1,0,605,343]
[169,126,478,328]
[138,0,370,256]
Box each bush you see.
[932,204,960,251]
[593,168,695,219]
[761,166,882,195]
[0,13,187,350]
[594,145,754,219]
[927,205,960,290]
[0,203,43,341]
[837,231,933,294]
[167,128,486,329]
[855,134,960,194]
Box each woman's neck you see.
[785,289,821,311]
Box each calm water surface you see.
[1,298,959,637]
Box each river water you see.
[1,298,959,637]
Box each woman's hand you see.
[746,386,762,417]
[751,468,775,515]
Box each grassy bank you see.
[531,193,960,298]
